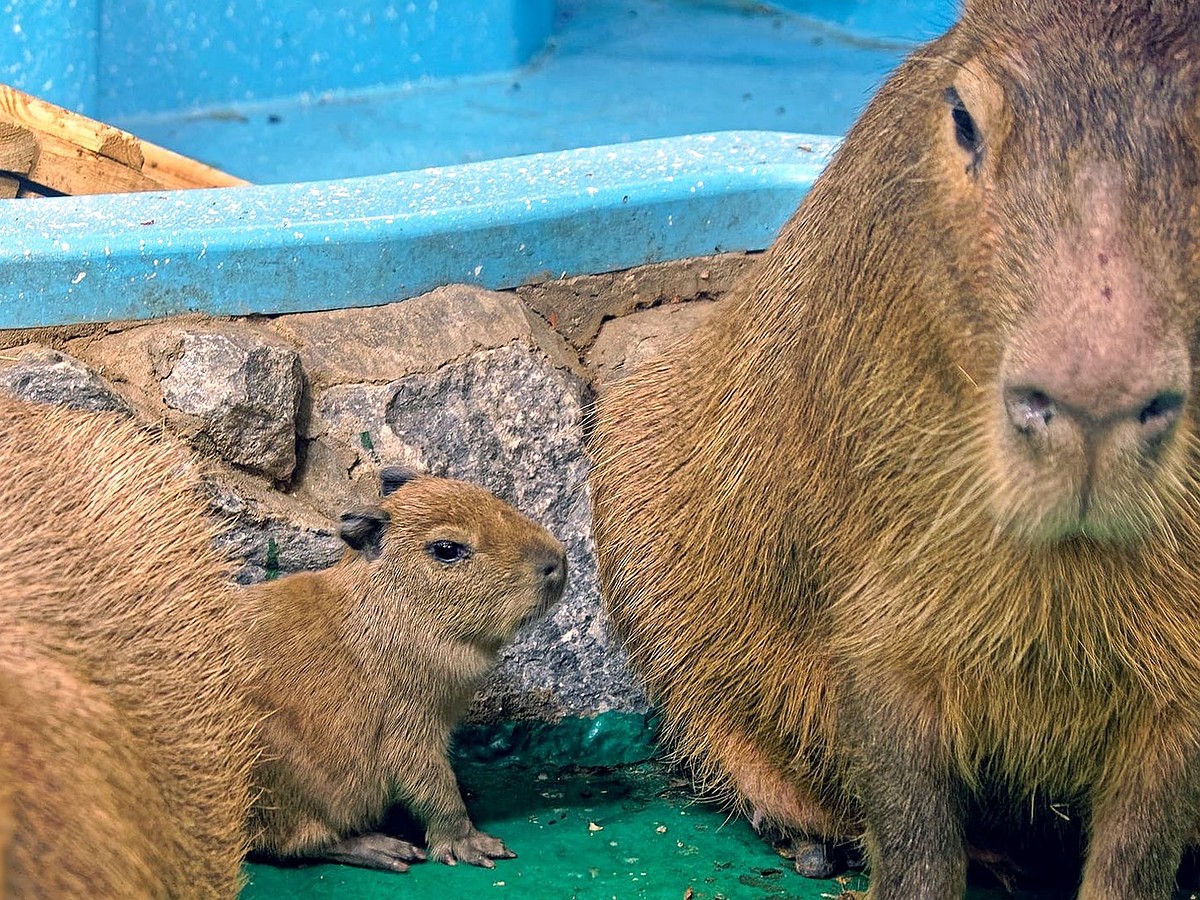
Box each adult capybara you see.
[590,1,1200,897]
[0,395,258,898]
[245,468,567,872]
[0,628,187,898]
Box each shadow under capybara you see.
[0,395,259,898]
[245,468,567,873]
[590,1,1200,897]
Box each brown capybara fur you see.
[0,395,258,898]
[245,468,567,873]
[0,628,184,898]
[590,1,1200,897]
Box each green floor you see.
[238,715,1199,900]
[243,762,866,900]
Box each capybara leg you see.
[391,746,517,868]
[319,833,426,873]
[711,724,850,877]
[1078,740,1200,900]
[843,688,965,899]
[964,842,1023,893]
[790,837,864,879]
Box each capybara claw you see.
[429,827,514,868]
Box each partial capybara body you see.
[0,395,258,898]
[0,629,182,898]
[590,1,1200,897]
[245,469,567,872]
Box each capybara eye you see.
[943,86,983,170]
[428,540,472,565]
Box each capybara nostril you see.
[1136,392,1184,441]
[536,548,568,593]
[1005,387,1056,437]
[1005,381,1186,448]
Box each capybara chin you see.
[590,1,1200,897]
[0,395,258,898]
[246,468,567,873]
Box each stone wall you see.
[0,253,752,723]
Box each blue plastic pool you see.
[0,0,955,327]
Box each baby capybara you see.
[590,1,1200,897]
[245,468,567,872]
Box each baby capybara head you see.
[908,0,1200,544]
[338,468,567,643]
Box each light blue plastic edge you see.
[0,131,838,330]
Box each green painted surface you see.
[238,712,1200,900]
[242,762,866,900]
[453,712,662,770]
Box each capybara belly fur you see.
[591,2,1200,898]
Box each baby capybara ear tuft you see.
[339,506,391,561]
[379,467,420,496]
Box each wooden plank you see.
[23,132,163,195]
[0,122,38,177]
[0,83,248,195]
[0,85,143,169]
[141,142,250,189]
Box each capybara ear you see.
[379,467,419,496]
[339,506,391,560]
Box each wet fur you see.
[591,2,1200,897]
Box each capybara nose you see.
[534,546,568,597]
[1004,383,1185,447]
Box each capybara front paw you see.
[785,836,864,880]
[792,838,840,878]
[427,824,516,868]
[321,832,426,873]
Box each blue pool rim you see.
[0,130,838,330]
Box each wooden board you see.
[0,84,249,197]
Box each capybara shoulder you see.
[246,468,566,873]
[0,395,258,898]
[591,1,1200,896]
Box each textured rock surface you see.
[272,284,580,390]
[0,346,131,414]
[517,253,754,350]
[588,299,719,385]
[206,475,342,585]
[161,332,303,481]
[292,286,584,517]
[14,274,734,724]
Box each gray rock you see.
[0,347,131,414]
[516,252,753,351]
[311,343,646,718]
[161,332,303,481]
[206,477,343,585]
[272,284,576,390]
[588,299,719,385]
